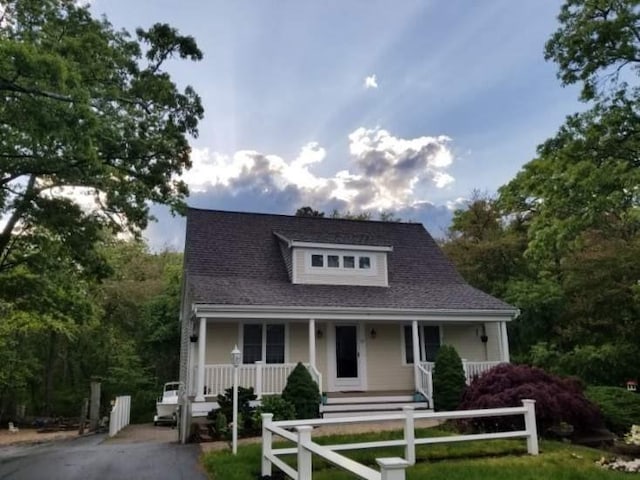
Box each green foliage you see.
[586,386,640,435]
[545,0,640,101]
[212,386,258,436]
[0,0,203,277]
[282,362,320,419]
[432,345,466,412]
[256,395,295,422]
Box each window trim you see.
[238,321,289,364]
[304,250,377,276]
[401,324,442,365]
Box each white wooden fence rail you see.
[262,400,538,480]
[108,395,131,437]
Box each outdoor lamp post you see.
[231,345,241,454]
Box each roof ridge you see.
[187,207,424,227]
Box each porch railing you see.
[195,362,321,398]
[417,360,503,402]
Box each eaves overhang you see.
[191,303,519,322]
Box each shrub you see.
[282,362,320,419]
[258,395,296,421]
[253,395,296,430]
[207,386,259,437]
[432,345,466,411]
[459,363,603,436]
[586,386,640,435]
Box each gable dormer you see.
[274,231,391,287]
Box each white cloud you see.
[183,126,455,212]
[364,74,378,89]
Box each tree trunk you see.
[44,332,57,416]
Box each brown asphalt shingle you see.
[184,208,514,312]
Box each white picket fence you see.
[262,400,538,480]
[108,395,131,437]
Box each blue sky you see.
[89,0,583,250]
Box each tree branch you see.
[0,174,37,261]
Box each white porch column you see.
[195,317,207,402]
[308,318,316,368]
[411,320,420,391]
[500,321,510,362]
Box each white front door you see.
[328,323,366,391]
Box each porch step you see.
[320,394,430,418]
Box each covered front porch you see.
[188,306,512,410]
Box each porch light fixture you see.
[370,328,377,339]
[480,334,488,343]
[316,329,323,339]
[231,345,241,455]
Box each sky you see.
[88,0,584,250]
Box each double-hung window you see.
[403,325,440,364]
[242,324,286,364]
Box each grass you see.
[202,428,629,480]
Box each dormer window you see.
[344,256,355,268]
[308,252,373,272]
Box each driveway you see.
[0,428,207,480]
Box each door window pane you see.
[243,324,262,364]
[343,256,355,268]
[327,255,340,268]
[336,326,358,378]
[311,254,323,267]
[265,324,285,364]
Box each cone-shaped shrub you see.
[282,362,320,419]
[433,345,466,411]
[459,363,603,435]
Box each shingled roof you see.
[184,208,514,312]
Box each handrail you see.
[308,364,323,396]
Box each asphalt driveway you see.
[0,432,207,480]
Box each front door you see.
[333,325,364,390]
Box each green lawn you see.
[202,428,628,480]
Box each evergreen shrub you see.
[282,362,320,419]
[586,386,640,435]
[432,345,466,411]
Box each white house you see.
[178,209,517,441]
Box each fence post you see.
[522,399,539,455]
[296,426,313,480]
[261,413,273,477]
[403,406,415,465]
[377,457,409,480]
[255,361,263,398]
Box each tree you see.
[432,345,466,412]
[0,0,203,275]
[281,362,320,419]
[295,206,324,217]
[545,0,640,101]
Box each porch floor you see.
[326,390,414,398]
